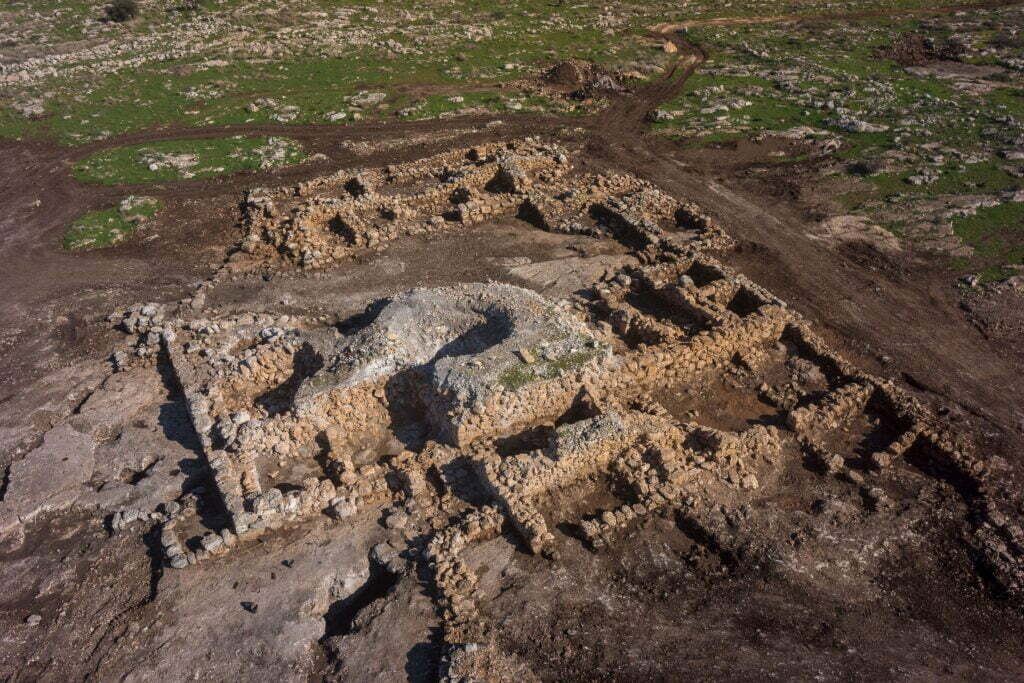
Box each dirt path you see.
[590,32,706,136]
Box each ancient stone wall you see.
[113,141,978,600]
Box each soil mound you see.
[880,32,931,66]
[544,59,590,87]
[880,31,971,67]
[543,59,624,97]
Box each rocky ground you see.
[652,2,1024,282]
[2,1,1024,682]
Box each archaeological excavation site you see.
[4,0,1024,679]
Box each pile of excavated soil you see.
[879,31,973,67]
[544,60,590,87]
[543,59,624,98]
[879,31,932,66]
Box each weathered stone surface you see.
[81,423,194,515]
[69,368,164,438]
[0,424,95,537]
[508,254,637,297]
[294,282,608,446]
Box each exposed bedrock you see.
[296,282,609,446]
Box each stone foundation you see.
[107,141,981,616]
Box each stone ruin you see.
[108,139,1012,673]
[235,138,730,270]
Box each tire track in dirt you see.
[590,32,706,140]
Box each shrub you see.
[176,0,201,14]
[880,32,930,67]
[991,32,1024,50]
[936,37,969,61]
[848,159,885,177]
[105,0,138,23]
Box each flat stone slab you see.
[68,367,164,438]
[508,254,638,297]
[0,424,95,537]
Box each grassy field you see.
[63,196,163,250]
[653,5,1024,279]
[2,0,1013,145]
[952,203,1024,282]
[6,0,1023,279]
[0,0,671,144]
[73,137,306,184]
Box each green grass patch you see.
[73,136,305,185]
[498,366,536,392]
[499,348,599,391]
[975,264,1021,284]
[63,196,162,250]
[868,162,1020,199]
[951,201,1024,267]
